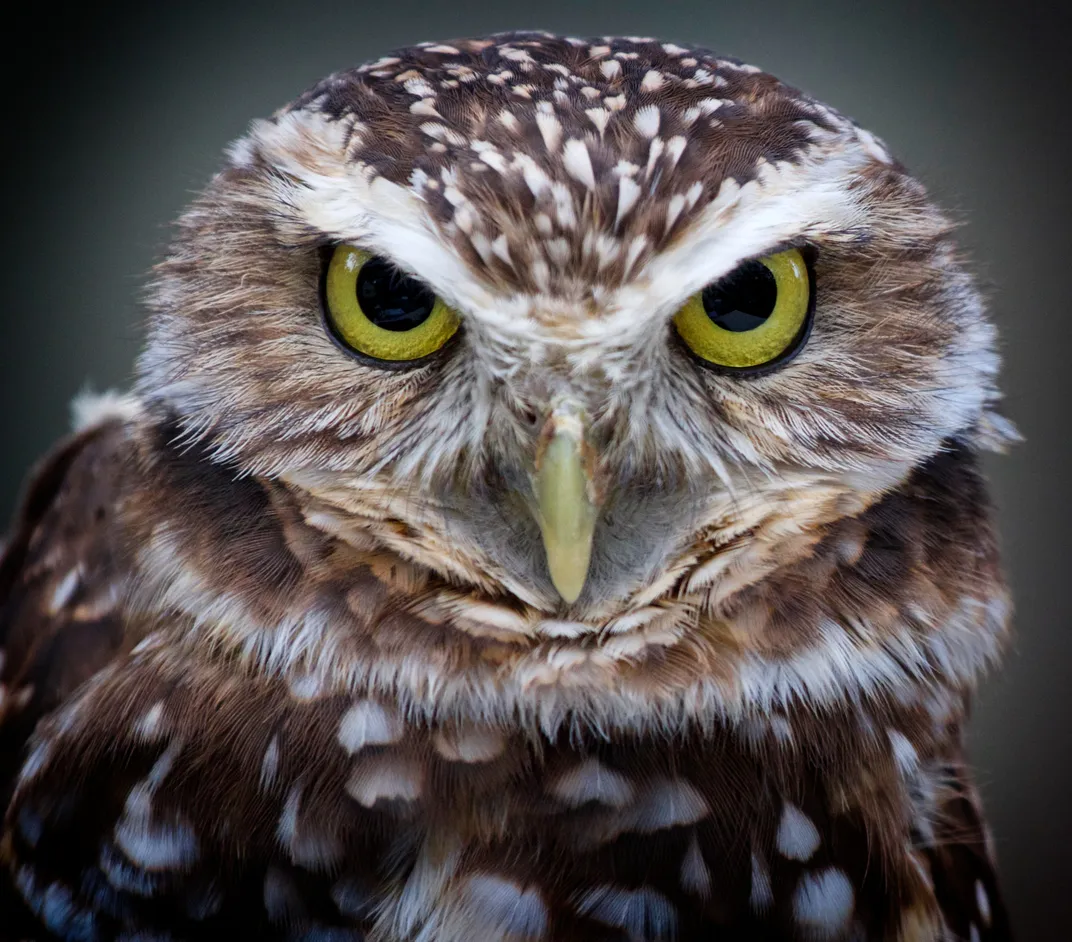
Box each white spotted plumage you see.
[1,30,1015,941]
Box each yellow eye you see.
[672,247,812,371]
[324,245,460,362]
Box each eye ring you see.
[320,244,461,368]
[673,246,816,377]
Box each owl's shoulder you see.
[0,398,144,780]
[0,397,146,937]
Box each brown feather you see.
[1,31,1015,942]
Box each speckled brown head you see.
[133,31,1012,719]
[1,33,1018,940]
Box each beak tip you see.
[550,573,586,605]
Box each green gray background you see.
[3,1,1068,933]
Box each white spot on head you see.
[793,868,855,936]
[362,55,401,71]
[776,803,821,861]
[535,112,562,152]
[600,59,622,80]
[517,156,551,199]
[530,259,551,291]
[665,193,687,232]
[633,105,661,138]
[624,235,648,276]
[410,98,443,119]
[615,176,641,229]
[640,70,665,92]
[454,205,476,235]
[549,758,634,808]
[337,700,404,754]
[490,233,512,265]
[421,122,467,146]
[644,137,665,179]
[562,139,597,190]
[585,107,610,135]
[473,141,508,174]
[665,135,688,169]
[500,47,535,65]
[402,77,436,98]
[463,874,548,938]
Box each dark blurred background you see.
[3,0,1069,933]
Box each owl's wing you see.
[0,416,133,793]
[0,415,134,938]
[0,426,393,940]
[4,636,397,941]
[923,744,1015,941]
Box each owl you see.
[0,31,1017,942]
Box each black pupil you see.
[701,260,777,332]
[356,257,436,331]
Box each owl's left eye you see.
[324,245,460,363]
[672,247,813,373]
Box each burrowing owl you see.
[0,31,1016,942]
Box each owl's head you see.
[138,33,1006,630]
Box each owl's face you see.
[139,34,1001,619]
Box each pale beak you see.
[532,402,598,604]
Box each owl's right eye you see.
[323,245,460,363]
